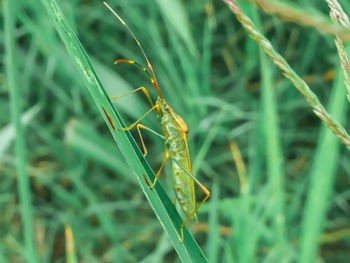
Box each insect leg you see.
[149,147,170,189]
[173,159,211,243]
[111,87,153,106]
[173,197,177,207]
[119,105,159,131]
[135,127,168,188]
[137,124,165,157]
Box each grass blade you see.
[299,65,349,263]
[65,225,79,263]
[155,0,197,56]
[223,0,350,149]
[40,0,208,261]
[4,1,38,262]
[325,0,350,101]
[64,120,133,181]
[206,182,220,263]
[260,49,286,255]
[247,0,350,42]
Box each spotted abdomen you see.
[169,139,197,221]
[159,102,197,221]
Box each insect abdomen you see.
[169,139,197,221]
[159,106,197,221]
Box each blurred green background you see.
[1,0,350,262]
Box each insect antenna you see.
[103,1,164,102]
[114,59,154,84]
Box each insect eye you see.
[165,106,170,111]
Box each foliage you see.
[1,0,349,262]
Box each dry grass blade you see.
[247,0,350,42]
[223,0,350,149]
[325,0,350,102]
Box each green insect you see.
[104,2,210,243]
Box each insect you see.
[103,1,210,243]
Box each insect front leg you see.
[130,124,167,187]
[136,124,165,157]
[119,105,159,131]
[173,159,211,243]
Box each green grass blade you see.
[298,65,349,263]
[4,1,39,262]
[155,0,197,56]
[40,0,208,261]
[206,182,220,263]
[241,3,287,257]
[64,120,133,182]
[249,3,287,255]
[260,52,286,250]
